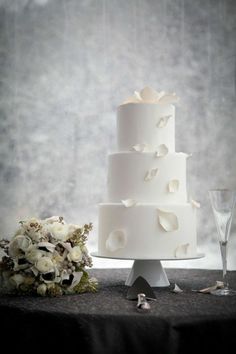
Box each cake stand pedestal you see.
[125,260,169,286]
[91,253,204,287]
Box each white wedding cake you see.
[97,87,200,260]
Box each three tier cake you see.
[97,87,199,260]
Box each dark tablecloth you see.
[1,268,236,354]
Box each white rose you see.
[37,283,47,296]
[9,235,32,257]
[35,256,54,273]
[67,246,82,263]
[47,222,69,241]
[10,274,25,288]
[25,246,44,264]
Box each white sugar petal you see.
[156,115,172,128]
[140,86,159,102]
[168,179,179,193]
[134,91,142,101]
[191,199,201,208]
[121,199,137,208]
[122,96,140,104]
[144,168,159,181]
[158,93,180,104]
[132,143,151,152]
[197,281,224,294]
[106,230,127,252]
[155,144,169,157]
[174,243,190,258]
[172,283,183,293]
[157,208,179,232]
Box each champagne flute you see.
[209,189,236,296]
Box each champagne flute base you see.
[210,288,236,296]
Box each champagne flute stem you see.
[220,241,228,288]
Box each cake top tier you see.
[121,86,179,105]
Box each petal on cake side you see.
[174,243,190,258]
[105,230,127,252]
[190,199,201,208]
[121,199,137,208]
[155,144,169,157]
[156,115,172,128]
[157,208,179,232]
[132,143,152,152]
[168,179,180,193]
[144,168,159,181]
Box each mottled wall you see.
[0,0,236,269]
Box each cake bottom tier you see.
[98,203,197,259]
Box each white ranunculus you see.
[47,222,69,241]
[35,256,54,273]
[25,246,44,264]
[67,246,82,263]
[10,274,25,288]
[37,283,47,296]
[9,235,32,257]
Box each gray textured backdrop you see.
[0,0,236,269]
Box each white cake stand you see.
[91,252,205,287]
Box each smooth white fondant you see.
[107,152,187,203]
[98,203,197,259]
[117,103,175,152]
[105,229,127,252]
[157,208,179,232]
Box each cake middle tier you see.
[107,152,188,203]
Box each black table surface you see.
[1,268,236,354]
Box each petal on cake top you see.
[132,143,152,152]
[121,199,137,207]
[158,92,180,104]
[191,199,201,208]
[157,208,179,232]
[121,87,179,105]
[144,168,159,181]
[155,144,169,157]
[174,243,190,258]
[139,86,160,102]
[134,91,142,101]
[106,230,127,252]
[156,115,172,128]
[168,179,179,193]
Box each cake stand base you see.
[125,260,170,287]
[91,252,204,287]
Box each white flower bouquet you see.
[0,216,98,296]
